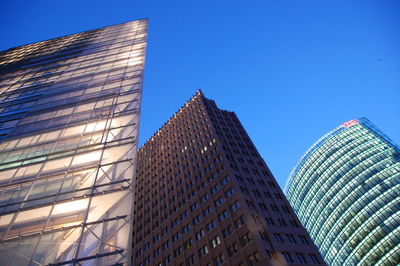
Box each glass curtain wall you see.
[285,118,400,265]
[0,19,147,265]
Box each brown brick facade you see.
[132,91,325,266]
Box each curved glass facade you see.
[285,118,400,265]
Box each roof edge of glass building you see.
[0,18,149,53]
[284,117,399,193]
[284,117,400,265]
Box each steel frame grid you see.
[0,19,147,265]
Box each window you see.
[195,229,206,240]
[234,215,245,228]
[214,197,224,207]
[211,184,221,193]
[193,214,202,225]
[241,232,252,246]
[191,202,199,211]
[230,201,240,212]
[207,220,217,231]
[171,218,180,228]
[245,199,256,209]
[200,193,209,203]
[236,175,244,183]
[273,233,283,243]
[163,255,171,265]
[173,246,183,258]
[258,202,268,211]
[265,217,274,225]
[144,255,151,264]
[182,224,191,234]
[268,181,276,188]
[153,247,161,257]
[210,235,221,248]
[222,225,234,238]
[198,245,209,257]
[153,234,160,243]
[247,177,255,184]
[299,235,309,245]
[181,210,189,220]
[172,232,181,242]
[253,189,261,197]
[214,253,225,266]
[136,249,142,257]
[290,219,299,228]
[265,249,272,259]
[208,174,217,182]
[240,186,249,194]
[309,254,320,264]
[278,218,287,227]
[283,252,293,263]
[186,254,195,265]
[263,191,271,198]
[162,240,170,250]
[227,243,239,256]
[203,206,212,216]
[225,187,234,197]
[218,210,229,222]
[221,175,230,185]
[247,252,260,265]
[296,253,306,264]
[257,179,266,186]
[270,204,279,212]
[287,234,296,244]
[259,231,268,241]
[282,205,291,213]
[252,214,262,224]
[184,238,193,250]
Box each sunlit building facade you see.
[132,91,325,266]
[0,19,147,265]
[285,118,400,265]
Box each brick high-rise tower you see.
[133,91,325,265]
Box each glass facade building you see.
[285,118,400,265]
[0,19,147,265]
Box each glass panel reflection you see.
[0,19,147,265]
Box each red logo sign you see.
[343,119,359,128]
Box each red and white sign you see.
[343,119,359,128]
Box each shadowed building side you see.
[133,91,325,265]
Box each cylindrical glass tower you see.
[285,118,400,265]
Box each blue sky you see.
[1,0,399,188]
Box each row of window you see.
[137,230,260,266]
[133,98,231,244]
[279,251,320,264]
[134,170,234,240]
